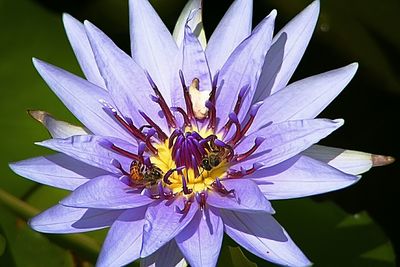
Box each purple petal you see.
[206,0,253,74]
[97,207,147,267]
[249,63,358,134]
[234,119,344,169]
[129,0,178,102]
[216,10,276,127]
[303,145,373,175]
[32,59,133,141]
[36,135,135,173]
[173,0,206,48]
[140,240,186,267]
[222,210,311,267]
[207,179,274,213]
[29,204,123,233]
[84,21,167,131]
[251,155,360,200]
[175,207,223,267]
[253,0,320,100]
[9,153,106,190]
[60,175,153,209]
[181,23,212,91]
[62,14,106,88]
[141,198,198,257]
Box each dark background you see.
[1,0,399,266]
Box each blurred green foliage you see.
[1,0,398,266]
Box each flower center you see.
[102,71,265,211]
[150,129,231,195]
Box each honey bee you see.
[130,161,163,186]
[201,153,222,171]
[200,139,233,172]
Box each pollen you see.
[150,131,229,195]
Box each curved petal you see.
[176,207,223,267]
[173,0,206,49]
[129,0,178,102]
[251,155,359,200]
[84,21,167,131]
[36,135,136,173]
[207,179,274,213]
[62,13,106,88]
[9,153,106,191]
[140,240,186,267]
[97,207,147,267]
[303,145,374,175]
[249,63,358,134]
[60,175,153,209]
[141,198,198,257]
[29,204,123,233]
[28,110,90,139]
[206,0,253,74]
[32,58,133,141]
[181,22,212,91]
[222,210,311,267]
[216,10,276,127]
[253,0,320,100]
[234,119,344,169]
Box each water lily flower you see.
[10,0,394,266]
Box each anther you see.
[175,198,192,215]
[196,191,208,211]
[145,128,158,155]
[170,107,192,127]
[110,159,129,175]
[150,95,177,128]
[235,137,265,162]
[212,178,235,196]
[181,174,192,195]
[228,163,264,178]
[179,70,196,121]
[238,102,264,142]
[139,110,168,141]
[100,100,146,142]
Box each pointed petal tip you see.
[333,118,344,126]
[372,154,395,167]
[269,9,278,18]
[27,110,47,123]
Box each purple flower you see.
[10,0,394,266]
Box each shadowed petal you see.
[37,135,135,173]
[141,199,198,257]
[216,10,276,126]
[129,0,178,101]
[176,207,223,267]
[173,0,206,48]
[140,240,186,267]
[29,204,123,233]
[303,145,379,175]
[206,0,253,74]
[251,155,359,200]
[9,154,106,191]
[28,110,90,139]
[60,175,153,209]
[207,179,274,213]
[63,13,106,88]
[97,207,147,267]
[254,0,320,100]
[222,210,311,267]
[249,63,358,134]
[234,119,344,169]
[32,59,133,141]
[84,21,167,131]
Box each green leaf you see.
[217,199,394,267]
[0,208,74,267]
